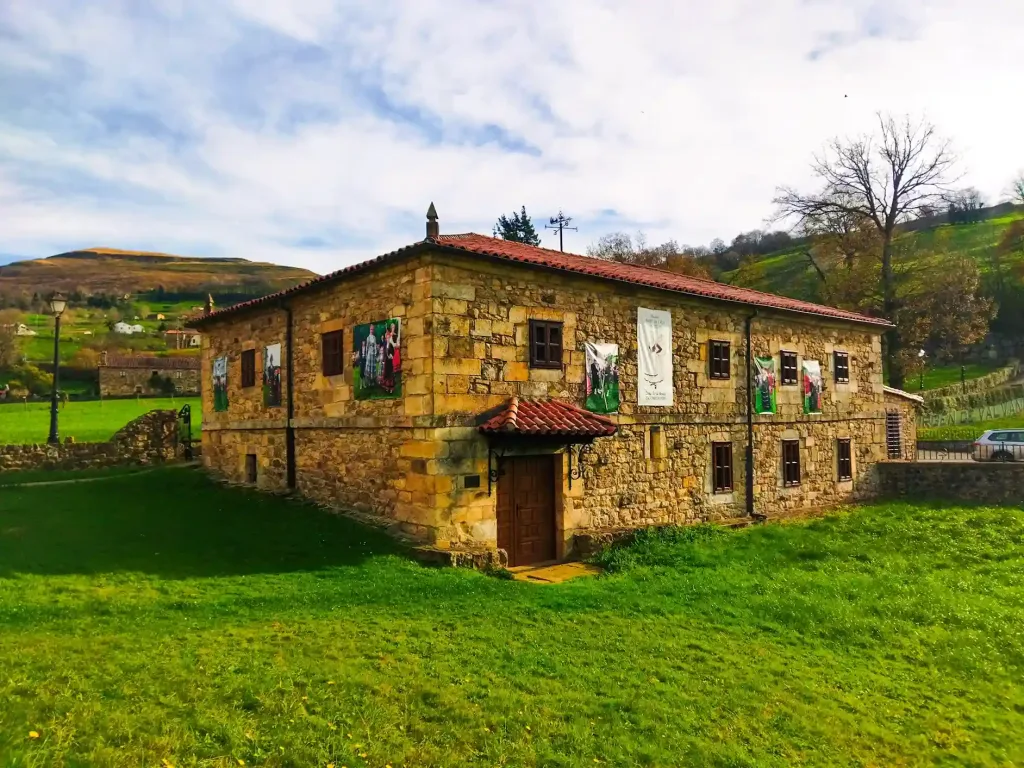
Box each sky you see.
[1,0,1022,274]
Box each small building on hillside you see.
[113,322,145,335]
[165,329,202,349]
[98,353,201,396]
[191,205,920,566]
[14,323,37,337]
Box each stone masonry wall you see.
[99,366,201,396]
[200,256,447,540]
[879,461,1024,506]
[422,253,889,550]
[0,409,180,472]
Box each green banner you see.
[753,356,776,414]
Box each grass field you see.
[0,397,200,444]
[912,361,1002,392]
[2,467,1023,766]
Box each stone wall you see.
[0,410,180,473]
[423,254,889,549]
[99,366,201,397]
[879,461,1024,506]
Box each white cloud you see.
[0,0,1022,272]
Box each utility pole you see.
[545,211,577,252]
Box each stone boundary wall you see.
[924,360,1021,412]
[878,461,1024,506]
[0,410,181,473]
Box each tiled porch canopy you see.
[478,397,617,439]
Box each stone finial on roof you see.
[426,202,439,240]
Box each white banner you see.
[637,307,673,405]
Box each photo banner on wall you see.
[354,318,402,400]
[263,343,282,407]
[637,307,673,406]
[753,356,777,415]
[212,356,229,412]
[803,359,823,414]
[585,342,620,414]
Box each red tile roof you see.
[101,355,200,370]
[189,233,891,328]
[479,397,618,438]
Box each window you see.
[885,411,902,459]
[782,439,801,487]
[992,432,1011,442]
[709,340,730,379]
[241,349,256,388]
[529,320,563,369]
[837,438,853,481]
[712,442,734,493]
[245,453,257,484]
[834,351,850,383]
[781,351,798,385]
[322,329,344,376]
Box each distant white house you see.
[15,323,37,337]
[113,321,145,335]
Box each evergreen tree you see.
[493,206,541,245]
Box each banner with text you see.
[637,307,673,406]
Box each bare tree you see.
[1009,171,1024,205]
[773,114,959,388]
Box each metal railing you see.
[916,441,1024,463]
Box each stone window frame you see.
[833,350,850,383]
[529,319,563,370]
[711,442,734,493]
[837,438,853,481]
[240,349,257,388]
[780,350,798,385]
[321,329,344,377]
[709,339,731,380]
[782,439,801,487]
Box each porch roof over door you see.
[477,397,617,439]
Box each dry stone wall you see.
[0,410,180,473]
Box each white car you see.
[972,430,1024,462]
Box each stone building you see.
[98,353,201,396]
[165,329,202,349]
[191,207,919,566]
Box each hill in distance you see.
[0,247,318,302]
[726,212,1024,304]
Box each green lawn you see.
[912,361,1003,392]
[0,397,200,445]
[918,413,1024,441]
[2,468,1023,766]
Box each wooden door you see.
[496,456,557,567]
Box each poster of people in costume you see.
[353,318,402,400]
[263,343,282,407]
[753,356,777,415]
[212,356,229,412]
[585,342,620,414]
[637,307,673,405]
[803,359,823,414]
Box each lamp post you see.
[47,293,67,445]
[918,349,927,392]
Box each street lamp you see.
[918,349,927,391]
[47,293,67,445]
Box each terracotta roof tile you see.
[479,397,618,438]
[190,232,891,329]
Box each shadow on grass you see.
[0,466,404,578]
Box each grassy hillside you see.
[727,213,1024,303]
[0,247,316,301]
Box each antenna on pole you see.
[545,210,577,253]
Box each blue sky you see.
[1,0,1022,273]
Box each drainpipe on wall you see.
[284,302,296,490]
[745,312,757,518]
